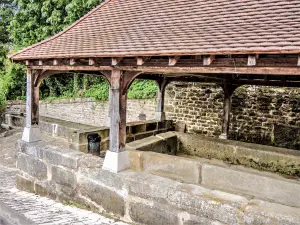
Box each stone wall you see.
[16,142,300,225]
[165,82,300,149]
[40,98,157,127]
[4,83,300,149]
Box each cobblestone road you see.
[0,166,128,225]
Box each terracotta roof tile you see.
[10,0,300,60]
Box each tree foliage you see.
[0,0,158,111]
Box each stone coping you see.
[177,132,300,177]
[126,132,300,208]
[16,141,300,225]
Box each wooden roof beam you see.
[137,57,150,66]
[169,56,180,66]
[248,55,259,66]
[25,60,33,66]
[53,59,59,66]
[112,57,123,66]
[70,58,76,66]
[203,55,215,66]
[297,55,300,66]
[89,58,95,66]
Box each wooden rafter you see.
[70,59,76,66]
[248,55,257,66]
[137,56,150,66]
[89,58,95,66]
[112,57,123,66]
[203,55,215,65]
[169,56,180,66]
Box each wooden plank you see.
[203,55,215,65]
[169,56,180,66]
[30,65,300,76]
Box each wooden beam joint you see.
[137,56,150,66]
[169,56,180,66]
[203,55,215,66]
[248,55,257,66]
[112,57,123,66]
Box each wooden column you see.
[22,69,42,142]
[103,69,130,173]
[156,78,168,121]
[109,69,123,152]
[219,83,236,140]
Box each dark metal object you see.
[87,133,101,156]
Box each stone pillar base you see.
[219,133,228,140]
[156,112,166,121]
[22,127,42,143]
[102,151,130,173]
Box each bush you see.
[83,82,109,100]
[128,80,158,99]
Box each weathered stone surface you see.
[16,175,34,193]
[202,164,300,208]
[82,169,124,190]
[51,166,76,189]
[34,180,57,200]
[243,199,300,225]
[128,150,143,171]
[78,154,104,169]
[80,178,125,216]
[167,183,247,225]
[44,149,79,169]
[126,132,177,155]
[141,151,201,184]
[17,153,47,180]
[165,82,300,150]
[182,215,225,225]
[177,132,300,177]
[125,172,175,204]
[17,141,45,159]
[129,201,179,225]
[40,98,157,128]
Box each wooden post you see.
[25,68,34,128]
[22,69,42,142]
[156,78,168,121]
[109,69,122,152]
[103,69,130,173]
[219,83,236,140]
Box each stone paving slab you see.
[0,166,129,225]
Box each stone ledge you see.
[17,153,47,180]
[177,132,300,177]
[202,164,300,208]
[16,143,300,225]
[127,146,300,208]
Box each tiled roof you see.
[10,0,300,60]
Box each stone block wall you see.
[165,82,224,136]
[165,82,300,149]
[39,98,157,127]
[17,142,300,225]
[4,83,300,149]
